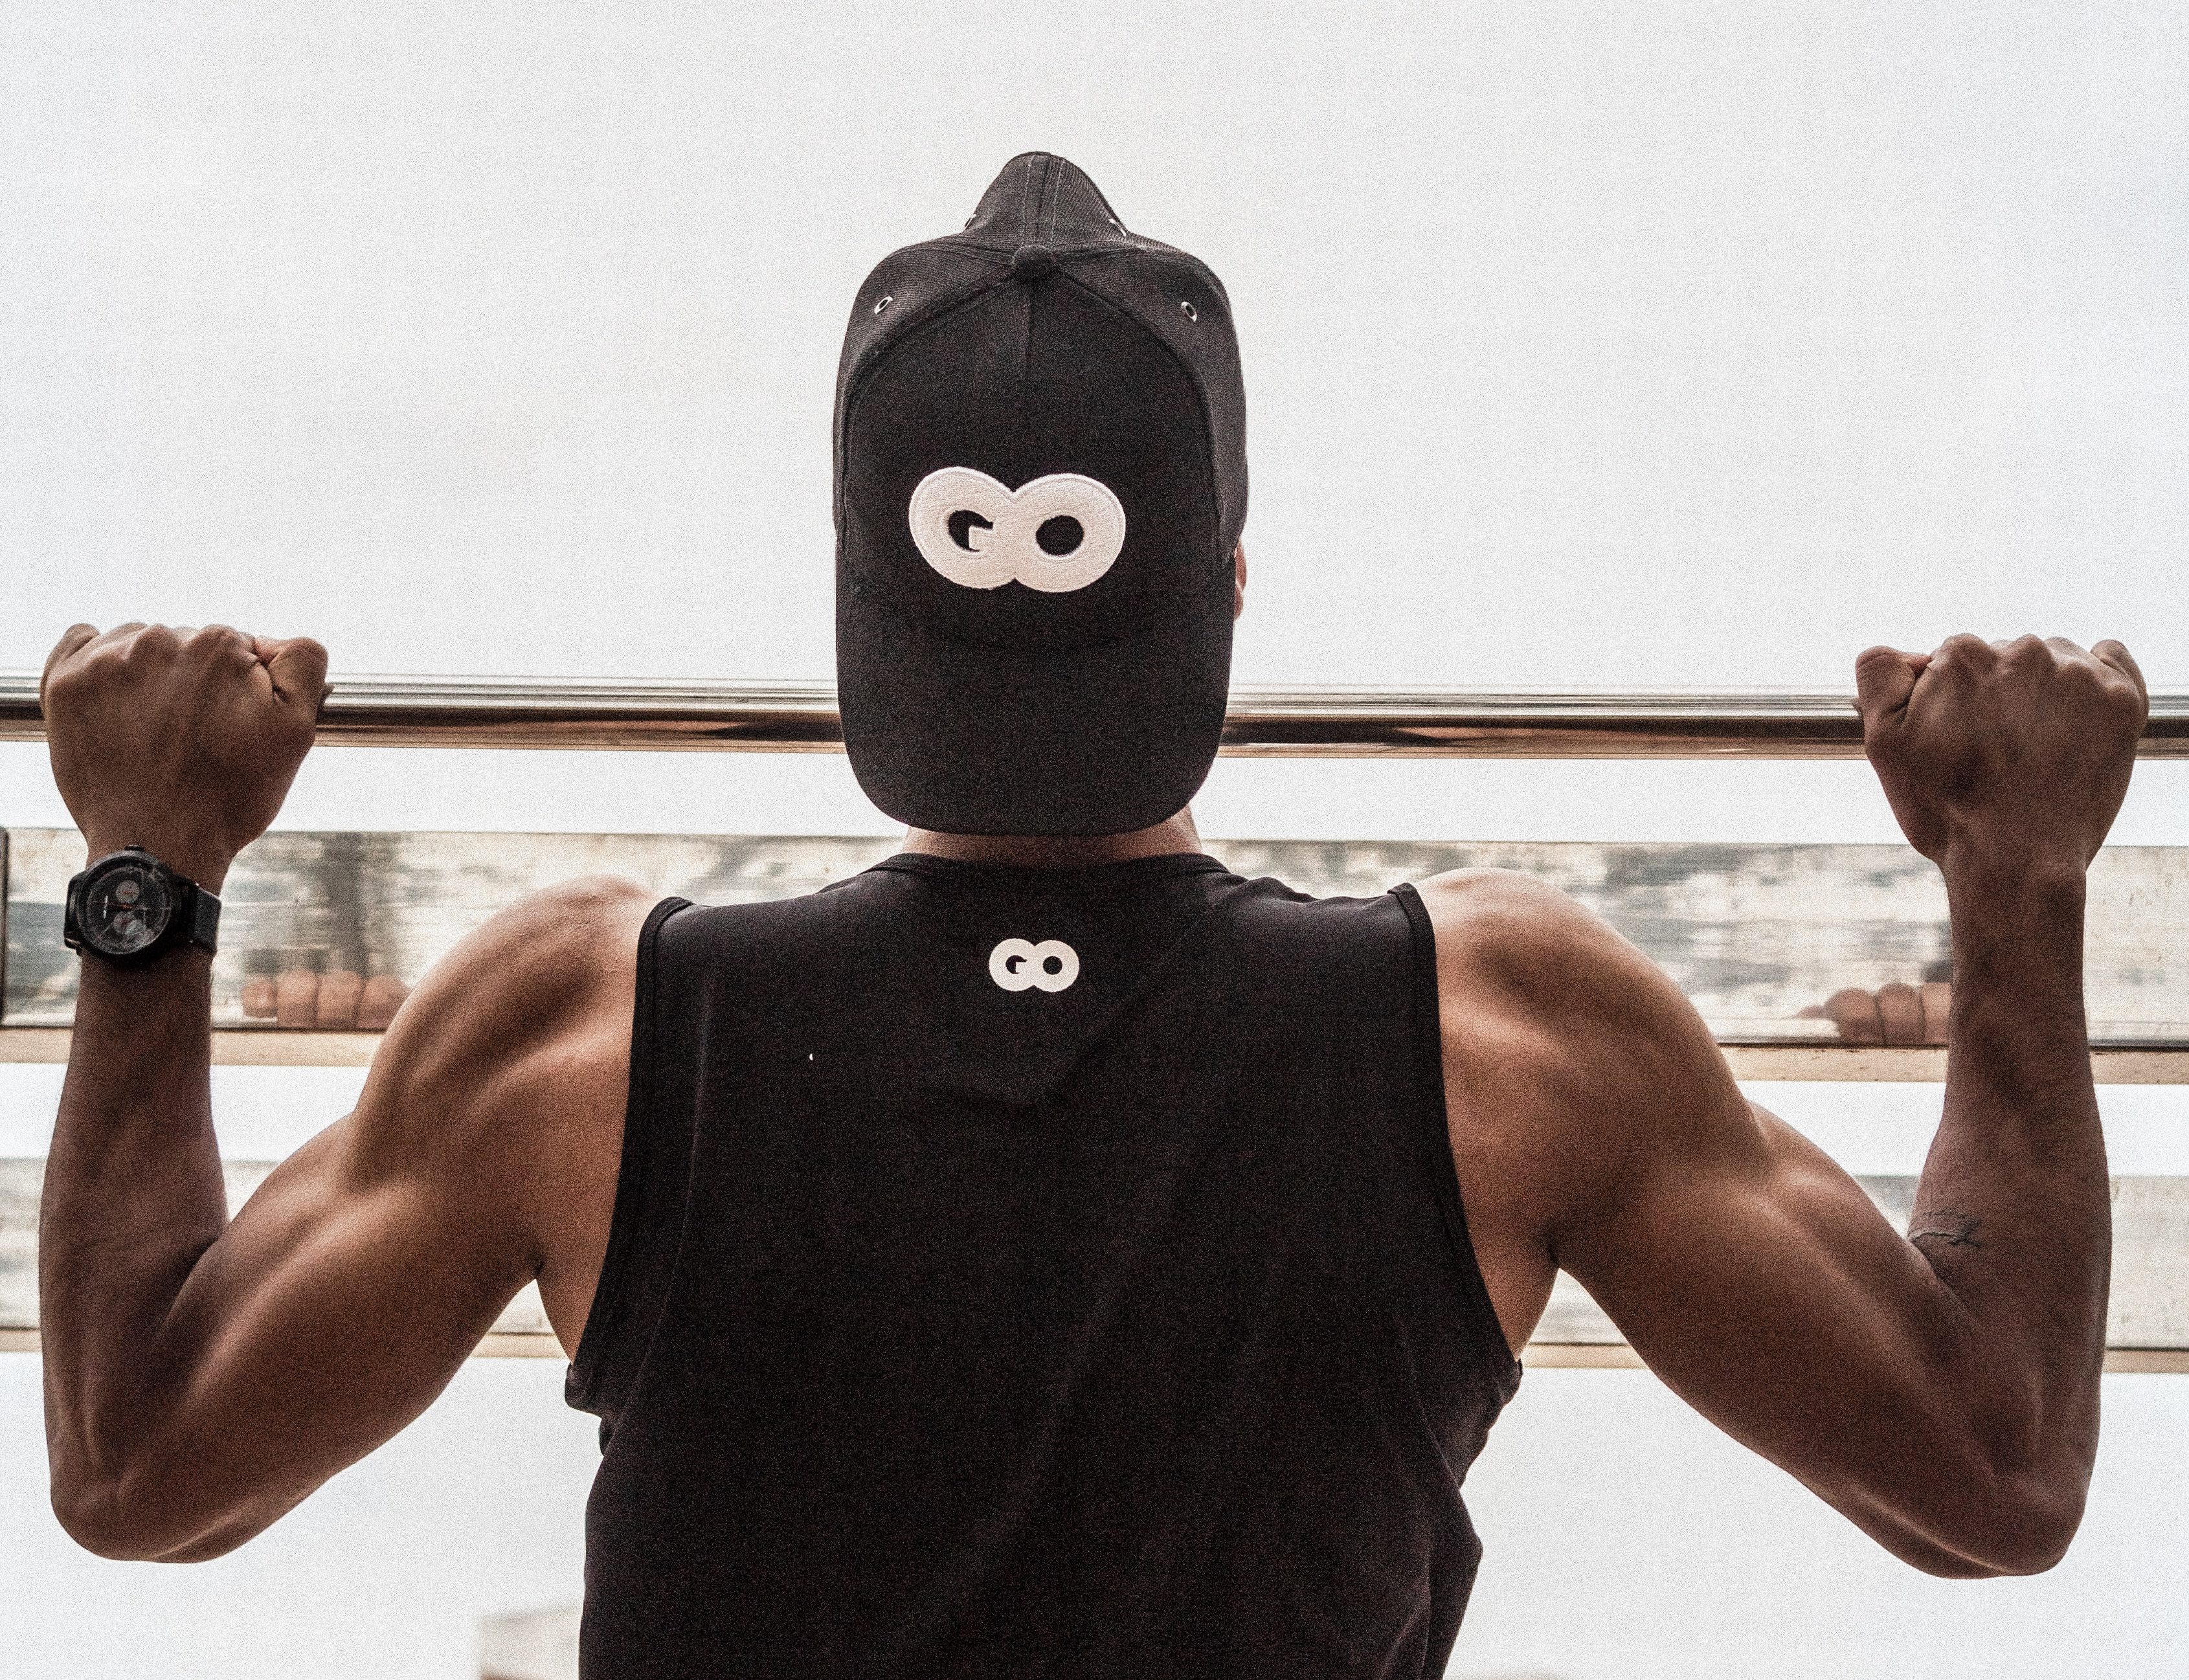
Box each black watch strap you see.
[179,877,223,957]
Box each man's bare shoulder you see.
[1410,866,1679,1040]
[337,874,656,1346]
[341,875,655,1190]
[1409,867,1746,1255]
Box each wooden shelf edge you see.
[0,1029,383,1067]
[8,1029,2187,1082]
[475,1332,570,1359]
[1521,1343,2189,1374]
[1722,1046,2189,1084]
[3,1329,2183,1372]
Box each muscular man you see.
[38,155,2148,1675]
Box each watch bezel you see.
[65,847,197,967]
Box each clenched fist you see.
[41,623,329,891]
[1856,634,2146,879]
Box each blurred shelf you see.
[0,1329,2179,1371]
[6,1031,2186,1080]
[1521,1343,2189,1374]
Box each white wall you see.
[6,3,2184,689]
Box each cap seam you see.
[1018,153,1041,237]
[833,272,1016,536]
[1042,153,1065,242]
[1048,267,1230,572]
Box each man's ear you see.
[1232,542,1248,622]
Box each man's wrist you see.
[1941,838,2089,1014]
[1938,836,2088,908]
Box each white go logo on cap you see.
[989,937,1080,992]
[909,468,1126,594]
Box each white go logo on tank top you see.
[989,938,1080,993]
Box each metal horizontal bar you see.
[5,672,2186,759]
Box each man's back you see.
[574,854,1516,1677]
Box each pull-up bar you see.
[4,673,2186,758]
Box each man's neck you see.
[901,807,1203,868]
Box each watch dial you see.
[85,864,170,957]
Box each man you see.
[37,155,2148,1675]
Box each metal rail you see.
[5,672,2186,758]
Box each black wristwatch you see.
[63,847,222,967]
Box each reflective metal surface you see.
[7,829,2189,1047]
[5,671,2185,757]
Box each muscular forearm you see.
[41,945,229,1532]
[1914,851,2107,1499]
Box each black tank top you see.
[567,852,1520,1678]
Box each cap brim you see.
[838,583,1232,836]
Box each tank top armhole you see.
[1391,882,1524,1400]
[566,895,696,1422]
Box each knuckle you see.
[1931,634,1988,673]
[2057,656,2104,689]
[183,625,238,662]
[76,646,126,684]
[128,624,180,660]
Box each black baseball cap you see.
[833,152,1248,836]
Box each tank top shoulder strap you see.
[565,894,695,1433]
[1390,880,1523,1390]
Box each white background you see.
[3,5,2186,1676]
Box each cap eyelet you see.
[873,294,894,316]
[1178,299,1198,321]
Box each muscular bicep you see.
[1562,1088,1995,1558]
[139,1107,534,1556]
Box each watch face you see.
[83,862,171,958]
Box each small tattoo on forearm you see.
[1911,1210,1984,1249]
